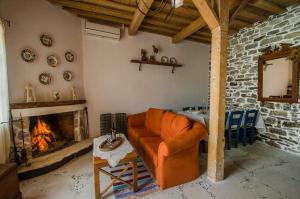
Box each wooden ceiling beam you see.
[230,0,249,24]
[172,17,206,43]
[128,0,154,35]
[151,1,200,19]
[76,0,136,12]
[49,0,133,19]
[238,8,266,22]
[192,0,220,30]
[65,7,131,25]
[250,0,285,14]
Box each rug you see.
[109,159,160,199]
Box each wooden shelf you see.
[130,59,182,73]
[10,100,87,109]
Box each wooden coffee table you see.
[93,151,138,199]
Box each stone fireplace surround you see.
[10,100,92,179]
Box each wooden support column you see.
[207,0,229,182]
[207,26,228,182]
[192,0,229,182]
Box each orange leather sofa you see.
[128,108,208,189]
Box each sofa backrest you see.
[161,111,191,140]
[145,108,165,135]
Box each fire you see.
[31,118,55,152]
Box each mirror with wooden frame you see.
[258,43,299,104]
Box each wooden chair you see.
[225,111,244,150]
[242,110,258,145]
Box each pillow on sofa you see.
[145,108,165,135]
[161,112,191,140]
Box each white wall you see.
[83,28,210,136]
[0,0,84,103]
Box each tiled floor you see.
[20,141,300,199]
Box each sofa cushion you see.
[161,112,177,140]
[145,108,165,135]
[128,127,158,151]
[140,137,162,167]
[161,112,191,140]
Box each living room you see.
[0,0,299,199]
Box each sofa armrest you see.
[159,123,207,157]
[128,112,146,127]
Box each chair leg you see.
[242,128,247,146]
[249,128,255,144]
[235,133,238,148]
[228,132,231,150]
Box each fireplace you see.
[29,112,76,158]
[10,101,89,166]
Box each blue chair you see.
[182,107,195,111]
[225,111,244,150]
[242,110,258,145]
[225,112,229,125]
[182,107,189,111]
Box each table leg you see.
[132,160,138,192]
[94,166,101,199]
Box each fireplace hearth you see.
[9,101,92,179]
[10,101,89,168]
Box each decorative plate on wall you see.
[63,71,73,81]
[39,73,52,85]
[170,57,177,64]
[161,56,169,63]
[65,51,75,62]
[21,48,36,62]
[40,34,53,47]
[47,55,59,67]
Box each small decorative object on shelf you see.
[169,57,177,64]
[24,84,36,103]
[47,54,59,67]
[63,71,73,81]
[152,45,159,54]
[40,33,53,47]
[52,91,60,101]
[150,45,159,62]
[70,86,78,100]
[21,48,36,62]
[141,49,147,61]
[161,56,169,63]
[65,51,75,62]
[39,72,52,85]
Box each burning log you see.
[31,118,56,152]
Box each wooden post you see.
[207,0,229,182]
[207,26,228,182]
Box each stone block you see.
[265,117,277,125]
[282,121,300,128]
[269,127,287,136]
[270,110,289,118]
[273,20,289,29]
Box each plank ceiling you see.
[48,0,299,44]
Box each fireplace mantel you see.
[10,100,87,117]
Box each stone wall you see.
[227,5,300,155]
